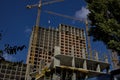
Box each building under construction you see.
[25,0,110,80]
[26,24,110,80]
[0,61,26,80]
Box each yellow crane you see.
[29,66,51,80]
[44,10,92,59]
[26,0,64,27]
[26,0,64,79]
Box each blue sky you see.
[0,0,110,65]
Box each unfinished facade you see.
[26,24,86,70]
[26,24,110,80]
[0,62,26,80]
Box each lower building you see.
[0,61,26,80]
[28,46,110,80]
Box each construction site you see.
[24,0,111,80]
[1,0,120,80]
[25,24,110,80]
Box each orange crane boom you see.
[44,10,84,22]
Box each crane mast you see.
[85,20,92,59]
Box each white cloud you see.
[25,28,31,33]
[24,26,32,33]
[3,53,16,61]
[75,7,90,20]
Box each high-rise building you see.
[26,24,86,69]
[26,24,110,80]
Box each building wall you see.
[26,24,110,80]
[59,24,86,57]
[26,26,59,71]
[0,63,26,80]
[26,24,87,75]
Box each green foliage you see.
[0,44,26,62]
[86,0,120,53]
[0,32,26,63]
[4,44,26,55]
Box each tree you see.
[85,0,120,53]
[0,32,26,64]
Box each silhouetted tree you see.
[0,32,26,64]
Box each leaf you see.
[4,44,26,55]
[86,0,120,53]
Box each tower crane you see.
[26,0,64,65]
[26,1,64,79]
[44,10,92,59]
[26,0,64,27]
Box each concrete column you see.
[114,77,117,80]
[54,56,60,67]
[104,56,108,63]
[50,74,53,80]
[85,75,88,80]
[44,76,46,80]
[65,71,68,80]
[96,64,101,72]
[95,51,99,61]
[26,74,32,80]
[82,48,86,59]
[72,46,75,67]
[71,46,76,80]
[52,73,57,80]
[52,73,60,80]
[72,73,76,80]
[39,59,44,73]
[25,64,32,80]
[54,46,60,67]
[106,67,110,73]
[44,76,50,80]
[83,60,87,69]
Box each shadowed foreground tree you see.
[0,32,26,64]
[85,0,120,53]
